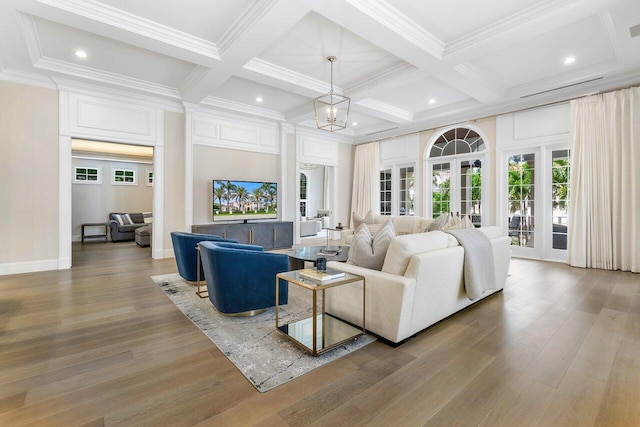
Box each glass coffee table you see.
[287,245,349,270]
[275,270,365,356]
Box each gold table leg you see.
[195,245,208,298]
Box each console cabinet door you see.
[225,223,251,244]
[251,223,274,249]
[273,222,293,249]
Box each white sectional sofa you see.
[326,226,511,344]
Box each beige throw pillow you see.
[352,210,375,229]
[427,213,450,231]
[347,220,395,271]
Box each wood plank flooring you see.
[0,242,639,426]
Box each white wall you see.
[303,166,325,218]
[71,158,153,241]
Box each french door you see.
[428,153,486,226]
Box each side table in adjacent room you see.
[81,222,108,243]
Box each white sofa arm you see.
[325,261,417,343]
[339,228,354,246]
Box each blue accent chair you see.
[171,232,238,282]
[198,241,289,315]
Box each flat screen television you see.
[212,180,277,222]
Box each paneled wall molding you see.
[189,108,279,155]
[380,133,419,165]
[497,102,570,147]
[296,130,339,166]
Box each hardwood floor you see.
[1,242,639,426]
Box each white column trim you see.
[184,106,194,231]
[152,108,165,259]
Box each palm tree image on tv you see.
[212,180,277,221]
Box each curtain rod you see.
[360,82,640,145]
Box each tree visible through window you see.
[508,153,535,247]
[551,150,570,250]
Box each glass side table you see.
[275,270,365,356]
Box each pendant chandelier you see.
[313,56,350,132]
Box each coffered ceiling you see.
[1,0,639,142]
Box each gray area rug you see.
[150,273,376,392]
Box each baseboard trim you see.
[0,258,60,276]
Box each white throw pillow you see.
[347,220,395,271]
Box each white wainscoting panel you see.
[297,132,339,166]
[512,103,570,141]
[68,93,158,144]
[380,133,419,165]
[191,110,279,155]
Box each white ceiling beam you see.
[181,0,313,102]
[309,0,504,105]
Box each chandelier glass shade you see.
[314,56,350,132]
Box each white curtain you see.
[350,141,380,220]
[568,86,640,272]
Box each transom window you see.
[430,128,485,158]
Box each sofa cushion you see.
[143,212,153,224]
[129,213,145,224]
[382,231,451,276]
[347,221,395,270]
[352,210,375,229]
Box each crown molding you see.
[506,61,624,99]
[34,0,221,60]
[201,96,286,122]
[16,12,43,65]
[35,57,182,99]
[345,0,444,59]
[355,98,414,123]
[243,58,335,95]
[444,0,587,57]
[346,62,416,96]
[179,65,210,95]
[51,76,184,113]
[295,123,355,144]
[0,68,56,89]
[599,11,624,65]
[218,0,279,56]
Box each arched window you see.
[427,127,487,225]
[299,172,308,218]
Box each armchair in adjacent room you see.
[170,232,238,282]
[198,241,289,316]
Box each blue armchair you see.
[170,232,238,282]
[198,241,289,316]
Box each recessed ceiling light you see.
[352,122,358,126]
[428,98,436,104]
[75,50,87,59]
[564,56,576,65]
[256,96,263,103]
